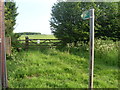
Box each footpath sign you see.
[81,9,95,89]
[81,10,90,20]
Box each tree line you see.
[50,1,120,46]
[16,32,41,35]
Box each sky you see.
[14,0,58,34]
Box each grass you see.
[6,39,118,88]
[19,34,56,40]
[7,48,88,88]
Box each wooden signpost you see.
[0,0,8,88]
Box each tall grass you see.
[94,39,118,67]
[6,39,118,88]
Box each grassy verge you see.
[7,40,118,88]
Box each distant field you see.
[19,34,56,40]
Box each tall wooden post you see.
[0,0,8,88]
[25,36,29,50]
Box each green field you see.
[19,35,56,40]
[7,35,118,88]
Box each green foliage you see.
[50,2,86,45]
[11,33,22,49]
[5,0,19,49]
[94,2,119,41]
[50,2,119,45]
[7,40,118,88]
[94,39,118,66]
[6,47,18,60]
[5,0,18,37]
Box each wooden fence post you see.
[0,0,8,88]
[5,37,11,55]
[25,36,29,50]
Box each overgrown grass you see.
[6,39,118,88]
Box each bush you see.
[94,39,118,66]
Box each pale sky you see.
[14,0,58,34]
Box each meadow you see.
[19,34,56,40]
[6,35,118,88]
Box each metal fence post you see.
[89,9,95,90]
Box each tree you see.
[4,0,18,37]
[5,0,19,48]
[94,2,119,41]
[114,1,120,41]
[50,1,119,46]
[50,2,91,45]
